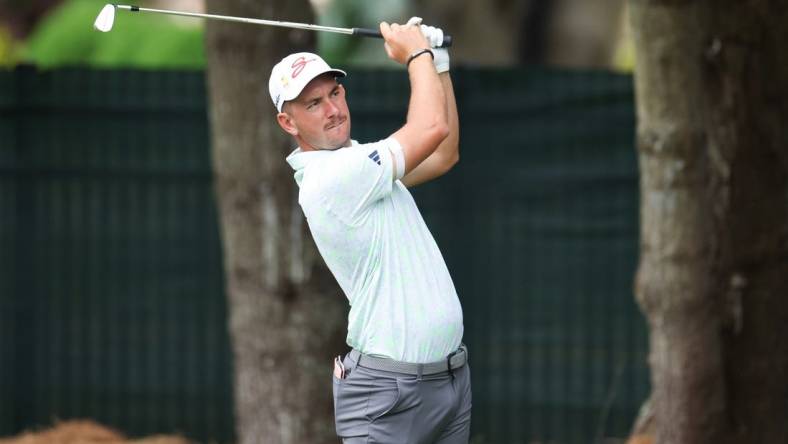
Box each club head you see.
[94,4,116,32]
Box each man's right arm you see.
[379,22,449,177]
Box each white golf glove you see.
[419,23,449,73]
[406,17,450,74]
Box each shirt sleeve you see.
[315,138,405,223]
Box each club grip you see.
[352,27,453,48]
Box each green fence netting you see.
[0,65,648,444]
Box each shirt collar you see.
[285,140,359,186]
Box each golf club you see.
[93,4,453,47]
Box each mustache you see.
[324,115,347,130]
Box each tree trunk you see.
[203,1,346,443]
[630,1,788,443]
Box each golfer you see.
[270,18,470,443]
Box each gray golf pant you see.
[332,352,472,444]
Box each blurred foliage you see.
[611,3,634,73]
[315,0,362,65]
[316,0,404,67]
[6,0,634,70]
[23,0,204,68]
[14,0,400,69]
[0,25,21,67]
[613,37,634,72]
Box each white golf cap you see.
[269,52,346,112]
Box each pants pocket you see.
[364,376,401,421]
[366,378,421,443]
[334,366,399,436]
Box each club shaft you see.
[113,4,452,47]
[117,4,354,35]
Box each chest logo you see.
[368,150,381,165]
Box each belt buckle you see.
[446,349,460,379]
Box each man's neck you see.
[298,139,352,152]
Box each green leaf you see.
[25,0,205,69]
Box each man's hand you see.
[418,24,444,48]
[379,19,431,65]
[415,22,450,74]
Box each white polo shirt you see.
[286,138,464,363]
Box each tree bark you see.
[630,1,788,443]
[204,1,346,443]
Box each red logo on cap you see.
[291,56,316,78]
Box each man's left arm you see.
[401,44,459,188]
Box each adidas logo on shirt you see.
[368,150,381,165]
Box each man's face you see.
[280,74,351,151]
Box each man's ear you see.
[277,112,298,137]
